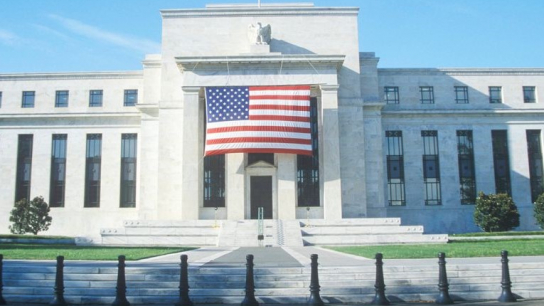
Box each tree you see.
[474,192,520,232]
[534,193,544,229]
[9,196,52,235]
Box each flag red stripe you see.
[207,137,312,145]
[249,115,310,122]
[206,148,313,156]
[207,126,311,134]
[249,105,310,111]
[249,85,311,91]
[250,95,309,100]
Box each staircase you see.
[3,259,544,304]
[300,218,448,246]
[217,220,303,247]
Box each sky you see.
[1,0,543,73]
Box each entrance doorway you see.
[250,176,273,219]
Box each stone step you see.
[301,225,424,235]
[300,218,402,227]
[302,234,448,245]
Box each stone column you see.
[277,154,297,220]
[181,86,201,220]
[320,85,343,220]
[226,153,245,220]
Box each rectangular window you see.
[203,154,225,208]
[527,130,544,202]
[15,135,33,202]
[85,134,102,207]
[384,86,400,104]
[422,130,441,205]
[457,130,476,204]
[297,98,320,207]
[386,131,405,206]
[420,86,434,104]
[55,90,69,107]
[50,134,67,207]
[22,91,35,108]
[523,86,536,103]
[89,90,103,107]
[124,89,138,106]
[489,86,502,103]
[492,130,511,195]
[120,134,137,207]
[455,86,469,104]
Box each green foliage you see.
[474,192,520,232]
[9,196,53,235]
[534,193,544,229]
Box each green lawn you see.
[0,244,196,261]
[451,231,544,237]
[329,239,544,259]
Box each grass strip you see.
[329,239,544,259]
[451,231,544,237]
[0,244,195,261]
[0,234,73,240]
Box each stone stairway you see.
[300,218,448,245]
[3,258,544,304]
[218,219,303,247]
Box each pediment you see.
[246,160,276,169]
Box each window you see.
[16,135,33,202]
[22,91,35,108]
[455,86,469,104]
[527,130,544,202]
[386,131,405,206]
[384,87,400,104]
[523,86,536,103]
[89,90,103,107]
[420,86,434,104]
[84,134,102,207]
[0,91,3,108]
[120,134,137,207]
[203,154,225,208]
[50,134,67,207]
[297,98,320,207]
[492,130,511,195]
[422,130,441,205]
[457,130,476,204]
[55,90,69,108]
[489,86,502,103]
[124,89,138,106]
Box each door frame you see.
[245,161,277,219]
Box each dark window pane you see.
[297,98,320,207]
[85,134,102,207]
[50,134,67,207]
[420,86,434,104]
[89,90,103,107]
[22,91,35,108]
[489,86,502,103]
[422,130,441,205]
[386,131,405,206]
[527,130,544,202]
[523,86,536,103]
[384,87,399,104]
[120,134,137,207]
[203,154,225,207]
[455,86,469,104]
[55,90,69,107]
[16,135,33,202]
[124,89,138,106]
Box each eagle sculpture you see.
[248,22,271,45]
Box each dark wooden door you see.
[250,176,273,219]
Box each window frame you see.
[50,134,67,207]
[386,130,406,206]
[523,86,536,103]
[384,86,400,104]
[491,130,512,196]
[457,130,476,204]
[419,86,435,104]
[84,134,102,207]
[454,86,469,104]
[421,130,441,205]
[89,90,103,107]
[55,90,69,108]
[489,86,503,104]
[297,98,320,207]
[22,91,35,108]
[124,89,138,107]
[15,134,33,202]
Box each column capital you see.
[181,86,201,94]
[319,84,340,92]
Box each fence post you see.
[241,254,259,306]
[435,252,454,304]
[371,253,390,305]
[498,250,516,302]
[175,254,193,306]
[50,255,67,306]
[0,254,6,305]
[308,254,324,306]
[112,255,130,306]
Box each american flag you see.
[204,85,312,156]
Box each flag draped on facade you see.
[204,85,312,156]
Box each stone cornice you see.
[0,71,144,81]
[161,7,358,18]
[176,54,345,71]
[0,112,141,119]
[382,108,544,117]
[378,68,544,76]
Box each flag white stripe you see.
[206,131,311,140]
[249,110,310,117]
[207,120,310,129]
[206,142,312,151]
[250,90,310,96]
[250,99,310,106]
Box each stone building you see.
[0,3,542,240]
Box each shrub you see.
[9,196,53,235]
[474,192,520,232]
[534,193,544,229]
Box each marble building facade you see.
[0,3,543,237]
